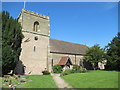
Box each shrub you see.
[42,70,50,75]
[72,64,80,73]
[64,70,72,74]
[79,68,88,73]
[60,69,73,76]
[53,65,62,73]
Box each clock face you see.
[34,36,38,40]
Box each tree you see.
[105,32,120,71]
[2,11,24,75]
[84,44,106,70]
[0,12,2,76]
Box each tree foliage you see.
[105,32,120,71]
[84,44,105,70]
[2,11,24,75]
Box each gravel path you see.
[51,74,73,88]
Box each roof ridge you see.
[50,38,89,48]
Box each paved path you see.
[51,74,73,88]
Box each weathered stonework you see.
[50,53,84,66]
[18,9,50,36]
[18,9,50,75]
[48,53,84,72]
[20,32,49,74]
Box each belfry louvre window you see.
[33,21,39,32]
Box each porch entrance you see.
[58,56,73,71]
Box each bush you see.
[60,67,88,76]
[72,65,80,73]
[60,69,73,76]
[79,68,88,73]
[42,70,50,75]
[53,65,62,73]
[64,70,72,75]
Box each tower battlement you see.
[18,9,50,36]
[22,8,49,20]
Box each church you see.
[17,9,89,75]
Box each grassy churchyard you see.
[62,70,119,88]
[20,75,57,88]
[1,75,57,88]
[1,70,119,88]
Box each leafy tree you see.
[0,12,2,76]
[1,11,24,75]
[84,44,106,70]
[105,32,120,71]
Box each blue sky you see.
[2,2,118,48]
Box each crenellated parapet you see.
[22,8,49,20]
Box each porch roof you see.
[58,56,72,65]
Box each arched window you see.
[33,21,39,32]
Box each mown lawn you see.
[20,75,57,88]
[0,77,2,88]
[62,70,118,88]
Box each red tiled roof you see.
[58,56,72,65]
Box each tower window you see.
[33,46,36,52]
[33,21,39,32]
[52,59,53,67]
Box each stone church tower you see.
[18,9,50,74]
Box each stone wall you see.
[18,9,50,36]
[18,9,50,75]
[48,53,84,72]
[20,32,49,75]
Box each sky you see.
[2,2,118,48]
